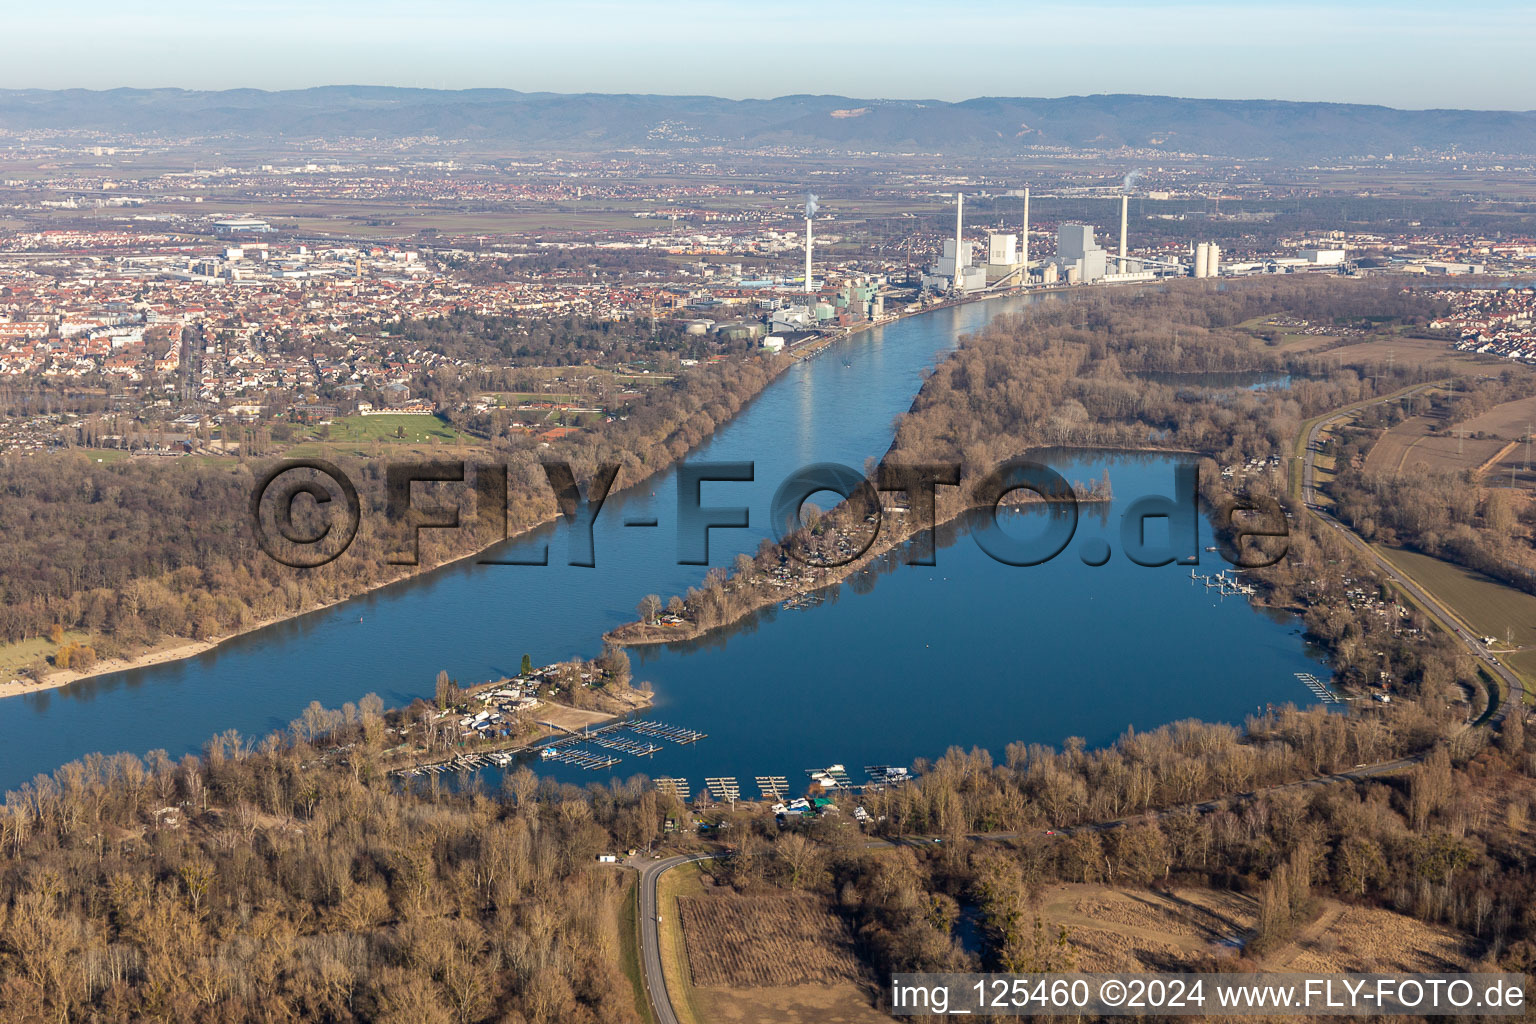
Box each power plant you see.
[921,192,988,293]
[900,178,1245,300]
[752,179,1257,359]
[916,186,1180,294]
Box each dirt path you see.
[1263,900,1347,969]
[1475,440,1519,477]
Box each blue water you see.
[528,451,1323,791]
[1135,370,1292,392]
[0,294,1323,793]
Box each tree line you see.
[0,349,783,671]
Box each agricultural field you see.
[1374,546,1536,652]
[1365,393,1536,484]
[1460,394,1536,440]
[37,196,659,239]
[1321,336,1504,371]
[1506,649,1536,696]
[663,866,886,1024]
[1362,414,1506,478]
[1481,444,1536,490]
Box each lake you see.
[528,450,1324,792]
[0,294,1323,793]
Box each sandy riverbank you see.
[0,510,572,702]
[0,586,420,700]
[0,636,222,699]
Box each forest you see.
[0,350,782,667]
[0,686,1527,1021]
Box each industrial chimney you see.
[953,192,964,291]
[1118,194,1129,273]
[1021,187,1030,281]
[803,193,818,294]
[804,219,813,293]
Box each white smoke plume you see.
[1121,169,1143,192]
[804,192,819,218]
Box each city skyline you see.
[2,0,1533,111]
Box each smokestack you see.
[953,192,964,291]
[1119,194,1128,272]
[1021,188,1030,280]
[803,192,818,294]
[805,217,813,294]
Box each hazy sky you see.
[3,0,1530,110]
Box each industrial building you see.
[1193,242,1221,279]
[213,218,272,236]
[1054,224,1109,284]
[920,193,986,293]
[1299,248,1347,266]
[918,189,1171,294]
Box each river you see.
[0,294,1324,793]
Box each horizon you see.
[1,0,1531,110]
[2,84,1533,116]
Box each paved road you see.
[1300,384,1528,723]
[636,852,713,1024]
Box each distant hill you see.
[2,87,1534,160]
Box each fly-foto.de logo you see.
[250,458,1288,571]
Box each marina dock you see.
[705,777,741,802]
[592,735,663,757]
[1296,671,1341,704]
[627,720,707,744]
[755,775,789,800]
[540,746,622,770]
[390,717,704,778]
[654,777,691,800]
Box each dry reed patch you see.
[679,892,863,989]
